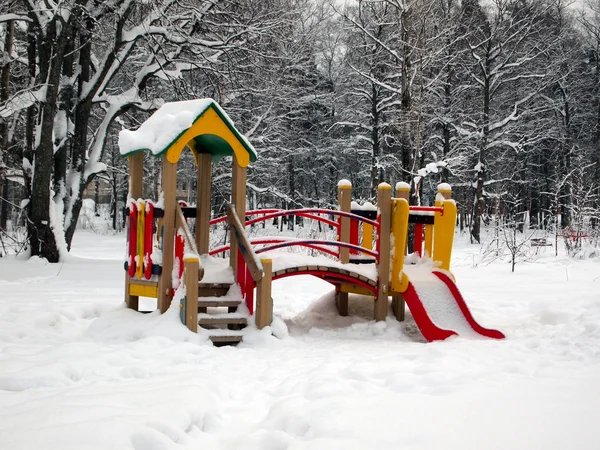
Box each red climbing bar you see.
[349,219,359,255]
[410,206,444,213]
[414,223,423,257]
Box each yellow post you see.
[433,183,456,271]
[392,182,410,321]
[336,180,352,316]
[424,225,433,258]
[362,222,373,252]
[390,198,410,293]
[375,183,392,321]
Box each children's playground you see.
[2,99,600,450]
[119,99,504,344]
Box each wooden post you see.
[184,258,199,332]
[157,157,177,313]
[336,180,352,316]
[125,152,144,310]
[375,183,392,321]
[230,154,247,281]
[255,259,273,329]
[196,152,212,255]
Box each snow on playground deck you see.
[1,230,600,449]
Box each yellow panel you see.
[433,199,457,271]
[129,283,159,298]
[389,272,409,295]
[424,224,433,258]
[340,284,374,296]
[362,222,373,253]
[166,107,250,167]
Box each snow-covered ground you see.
[1,230,599,449]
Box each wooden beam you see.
[255,259,273,329]
[230,154,247,280]
[196,153,212,255]
[184,258,199,332]
[227,204,263,282]
[157,157,177,313]
[336,181,352,316]
[125,152,144,311]
[375,183,392,321]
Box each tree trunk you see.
[0,14,14,230]
[370,82,380,197]
[471,46,491,244]
[28,16,71,262]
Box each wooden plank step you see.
[197,299,242,308]
[209,335,243,345]
[199,317,248,326]
[197,283,233,298]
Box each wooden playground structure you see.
[120,99,504,344]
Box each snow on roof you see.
[117,98,256,161]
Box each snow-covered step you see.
[198,316,248,326]
[197,282,232,298]
[209,335,244,345]
[197,298,242,309]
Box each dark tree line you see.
[0,0,599,261]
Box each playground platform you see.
[119,98,504,345]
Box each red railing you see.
[209,208,379,229]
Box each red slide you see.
[401,269,505,342]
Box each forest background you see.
[0,0,599,261]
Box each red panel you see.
[128,202,137,277]
[175,232,184,281]
[245,264,254,315]
[414,223,423,256]
[349,219,359,255]
[144,202,154,280]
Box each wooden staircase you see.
[197,283,247,345]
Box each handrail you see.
[176,204,204,280]
[254,239,378,258]
[409,206,444,213]
[209,209,282,225]
[210,238,340,258]
[244,208,379,228]
[226,204,263,283]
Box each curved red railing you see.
[209,208,379,230]
[270,269,378,294]
[209,209,282,226]
[254,239,378,258]
[410,206,444,214]
[210,238,340,258]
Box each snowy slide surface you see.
[402,266,505,342]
